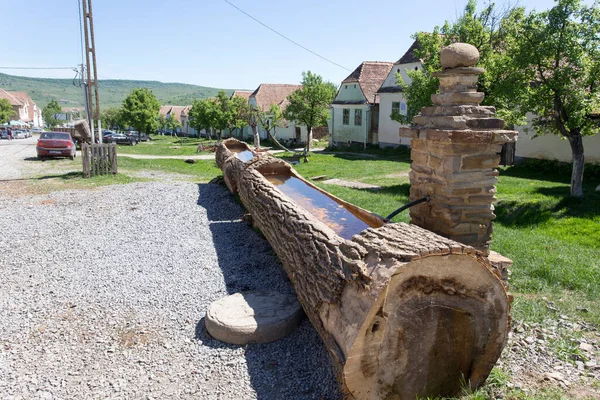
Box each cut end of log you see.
[343,254,509,399]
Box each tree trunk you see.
[215,138,510,400]
[568,132,585,198]
[266,128,295,153]
[305,126,313,153]
[252,124,260,148]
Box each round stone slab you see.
[205,291,304,345]
[440,43,480,69]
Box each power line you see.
[221,0,351,72]
[0,66,76,70]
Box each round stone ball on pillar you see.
[440,43,480,69]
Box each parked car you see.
[13,130,25,139]
[127,131,150,142]
[31,127,43,134]
[36,131,77,160]
[104,132,137,145]
[0,130,7,139]
[23,129,32,138]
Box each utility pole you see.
[81,0,101,143]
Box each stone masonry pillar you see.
[400,43,518,255]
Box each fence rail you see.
[82,143,117,177]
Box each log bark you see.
[215,138,510,400]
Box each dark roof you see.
[396,40,421,64]
[377,86,404,94]
[331,100,369,105]
[341,61,393,104]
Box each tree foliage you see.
[0,98,13,124]
[394,0,518,124]
[500,0,600,197]
[42,99,62,128]
[121,88,161,134]
[284,71,336,152]
[189,98,216,139]
[166,111,182,135]
[101,107,125,130]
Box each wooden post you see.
[216,138,509,400]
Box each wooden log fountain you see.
[215,138,509,400]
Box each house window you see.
[392,102,400,114]
[400,102,407,113]
[354,109,362,126]
[342,109,350,125]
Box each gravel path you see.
[0,181,340,399]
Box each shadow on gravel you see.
[196,182,340,400]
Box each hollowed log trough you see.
[216,139,509,400]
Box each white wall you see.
[336,83,366,103]
[381,61,421,89]
[378,93,410,146]
[515,123,600,163]
[330,104,369,144]
[377,61,420,147]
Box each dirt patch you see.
[384,172,410,179]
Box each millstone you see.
[205,291,304,345]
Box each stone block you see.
[399,127,418,138]
[432,92,485,106]
[410,150,429,165]
[410,139,427,151]
[428,155,442,170]
[492,131,519,143]
[420,105,496,117]
[462,154,501,170]
[466,118,505,130]
[442,155,462,173]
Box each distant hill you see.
[0,73,234,110]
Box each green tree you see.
[121,88,161,136]
[189,98,216,140]
[284,71,336,154]
[393,0,518,124]
[228,95,250,139]
[101,107,125,130]
[0,98,13,124]
[500,0,600,197]
[166,112,182,136]
[157,114,167,135]
[257,104,292,151]
[43,99,62,128]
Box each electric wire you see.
[221,0,351,72]
[0,67,76,70]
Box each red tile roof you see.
[249,84,302,110]
[9,92,35,121]
[0,88,23,106]
[231,90,253,101]
[341,61,393,104]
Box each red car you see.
[36,132,77,160]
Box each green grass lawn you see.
[114,135,217,156]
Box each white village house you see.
[377,40,422,148]
[245,83,309,143]
[330,61,393,147]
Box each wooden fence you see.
[82,143,117,177]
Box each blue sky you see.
[2,0,573,90]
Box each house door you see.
[500,142,516,166]
[295,127,301,142]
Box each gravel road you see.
[0,139,340,399]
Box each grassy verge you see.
[118,157,220,181]
[114,135,216,156]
